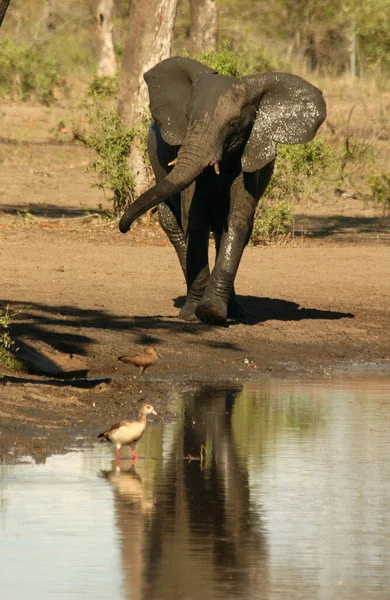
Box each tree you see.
[118,0,179,195]
[96,0,117,77]
[189,0,218,54]
[0,0,11,28]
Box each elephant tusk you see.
[214,162,220,175]
[168,158,177,167]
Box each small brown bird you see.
[98,404,157,463]
[118,346,162,376]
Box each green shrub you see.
[197,42,244,77]
[251,139,339,244]
[87,75,118,99]
[267,138,340,203]
[84,80,135,215]
[0,305,26,372]
[366,173,390,214]
[85,103,135,215]
[0,39,62,104]
[184,41,244,77]
[251,200,293,245]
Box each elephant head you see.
[119,56,326,233]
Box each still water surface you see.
[1,378,390,599]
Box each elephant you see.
[119,56,326,325]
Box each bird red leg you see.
[115,449,121,464]
[131,448,139,460]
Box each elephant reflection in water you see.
[102,388,269,600]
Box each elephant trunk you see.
[119,143,210,234]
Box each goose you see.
[98,404,157,463]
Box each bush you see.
[87,75,118,99]
[267,138,340,203]
[251,200,293,245]
[251,139,339,244]
[84,78,135,215]
[0,39,62,104]
[366,173,390,214]
[0,305,25,372]
[195,42,244,77]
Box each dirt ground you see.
[0,103,389,463]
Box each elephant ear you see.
[241,72,326,172]
[144,56,216,146]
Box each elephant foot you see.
[179,299,200,321]
[195,296,228,325]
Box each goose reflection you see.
[100,460,156,600]
[100,460,156,516]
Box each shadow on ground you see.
[0,297,355,386]
[1,296,353,353]
[0,203,106,219]
[174,295,354,326]
[294,214,390,240]
[0,374,110,388]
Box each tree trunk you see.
[0,0,11,28]
[189,0,218,54]
[118,0,179,196]
[96,0,117,78]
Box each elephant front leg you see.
[213,230,246,320]
[195,166,273,325]
[195,228,249,325]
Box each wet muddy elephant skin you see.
[119,57,326,325]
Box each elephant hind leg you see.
[158,200,187,276]
[179,185,211,321]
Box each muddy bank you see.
[1,225,389,462]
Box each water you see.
[1,378,390,599]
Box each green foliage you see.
[84,77,136,214]
[0,306,14,353]
[1,0,390,90]
[0,306,25,372]
[251,200,293,245]
[85,99,135,215]
[87,75,118,99]
[251,139,340,244]
[267,139,341,202]
[277,139,338,177]
[17,208,36,224]
[193,42,244,77]
[353,0,390,76]
[0,39,62,104]
[365,173,390,214]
